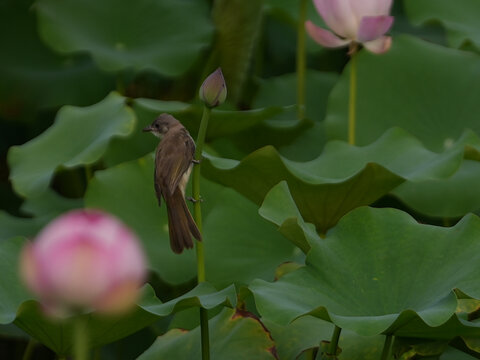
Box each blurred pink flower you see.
[20,209,147,316]
[305,0,394,54]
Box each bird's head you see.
[142,113,180,138]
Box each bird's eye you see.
[155,123,160,128]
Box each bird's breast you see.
[178,165,192,197]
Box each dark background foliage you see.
[2,0,480,358]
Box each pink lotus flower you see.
[20,209,147,316]
[306,0,394,54]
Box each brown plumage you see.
[143,113,201,253]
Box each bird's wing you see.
[155,128,195,197]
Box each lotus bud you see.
[199,67,227,108]
[20,209,147,316]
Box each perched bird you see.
[143,113,201,253]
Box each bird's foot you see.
[192,158,201,165]
[187,196,204,203]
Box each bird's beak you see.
[142,125,153,132]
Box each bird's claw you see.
[187,196,204,203]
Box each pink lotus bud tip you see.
[199,67,227,108]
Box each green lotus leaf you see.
[325,35,480,151]
[14,300,156,356]
[35,0,213,76]
[263,0,327,55]
[463,336,480,354]
[20,189,83,218]
[393,160,480,218]
[388,130,480,218]
[253,71,338,123]
[0,213,43,243]
[166,308,210,331]
[139,282,236,316]
[137,308,276,360]
[209,0,263,103]
[85,155,297,286]
[274,262,304,280]
[265,315,387,360]
[132,98,192,117]
[0,324,28,339]
[0,237,31,324]
[404,0,480,51]
[244,70,338,161]
[85,155,196,285]
[8,92,135,198]
[263,316,332,360]
[133,98,289,139]
[337,332,387,360]
[440,348,478,360]
[13,283,234,355]
[393,339,449,359]
[259,181,320,253]
[250,207,480,336]
[146,283,237,332]
[0,190,81,244]
[264,0,323,26]
[105,98,289,167]
[203,127,468,234]
[102,99,190,166]
[203,187,297,287]
[456,298,480,318]
[0,0,113,113]
[394,313,480,340]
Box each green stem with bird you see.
[192,105,211,360]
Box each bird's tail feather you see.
[166,189,201,254]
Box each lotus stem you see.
[305,348,315,360]
[85,165,92,183]
[199,308,210,359]
[380,334,393,360]
[328,325,342,357]
[297,0,307,120]
[116,76,125,95]
[193,106,210,282]
[22,338,36,360]
[73,317,88,360]
[192,105,211,359]
[348,44,358,145]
